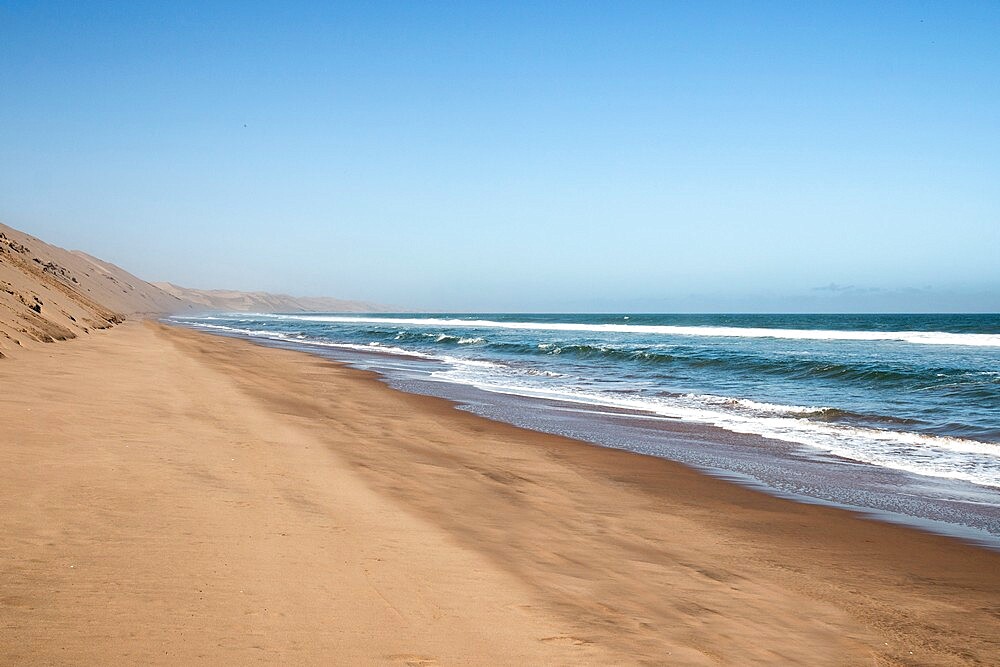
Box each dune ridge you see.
[152,281,391,315]
[0,222,184,356]
[0,222,388,357]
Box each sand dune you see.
[153,281,390,314]
[0,222,387,358]
[0,222,188,356]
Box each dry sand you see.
[2,322,998,665]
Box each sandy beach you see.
[1,321,998,665]
[6,2,1000,663]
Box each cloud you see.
[812,283,889,294]
[812,282,855,292]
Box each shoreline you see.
[2,321,999,664]
[171,320,1000,551]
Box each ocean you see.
[171,312,1000,544]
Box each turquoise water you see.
[173,313,1000,490]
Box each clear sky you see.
[2,1,998,312]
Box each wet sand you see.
[2,321,998,665]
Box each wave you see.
[681,393,827,416]
[247,315,1000,347]
[800,407,925,426]
[678,395,931,428]
[175,319,997,395]
[429,334,486,345]
[174,321,501,368]
[429,371,1000,488]
[472,341,989,394]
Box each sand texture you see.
[1,322,998,665]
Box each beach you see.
[5,1,999,663]
[172,312,1000,542]
[2,321,998,665]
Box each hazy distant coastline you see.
[152,281,394,315]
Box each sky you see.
[1,1,998,312]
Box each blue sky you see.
[1,1,998,311]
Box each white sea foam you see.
[176,321,501,369]
[184,322,292,339]
[429,367,1000,488]
[242,315,1000,348]
[682,393,824,415]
